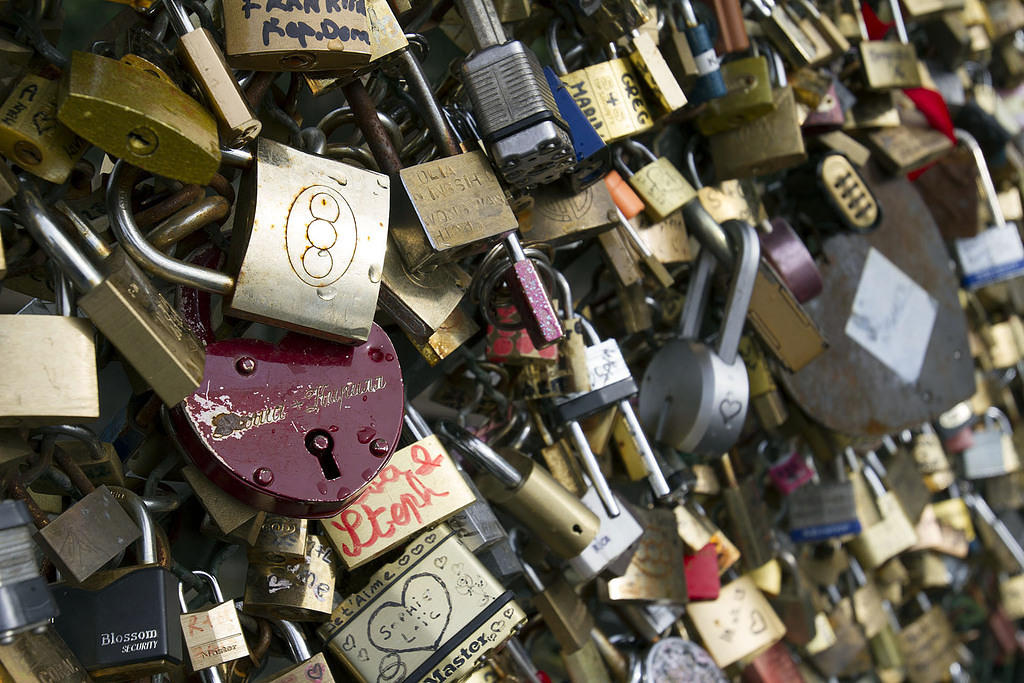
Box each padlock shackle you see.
[678,246,716,340]
[398,48,461,158]
[984,406,1013,434]
[274,619,313,663]
[107,161,235,295]
[403,403,431,442]
[965,492,1024,568]
[193,570,225,602]
[955,128,1005,228]
[108,486,157,565]
[547,17,570,75]
[161,0,194,36]
[55,200,113,263]
[716,220,760,364]
[436,421,523,488]
[454,0,507,51]
[32,425,105,462]
[15,178,104,293]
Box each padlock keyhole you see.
[305,429,342,480]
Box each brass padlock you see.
[182,464,266,545]
[57,51,220,184]
[613,140,698,222]
[18,182,206,407]
[710,84,807,179]
[243,534,335,621]
[857,0,924,90]
[697,51,777,135]
[687,574,786,668]
[0,70,87,183]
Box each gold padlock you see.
[0,70,87,183]
[709,86,807,179]
[613,140,697,222]
[57,51,220,184]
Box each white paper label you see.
[844,249,937,384]
[955,224,1024,288]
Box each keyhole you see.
[126,126,158,156]
[305,429,341,480]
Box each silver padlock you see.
[962,408,1021,480]
[638,219,760,455]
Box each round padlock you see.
[169,248,404,518]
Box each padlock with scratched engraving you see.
[323,403,477,570]
[112,137,389,344]
[318,524,527,682]
[57,50,220,184]
[639,219,759,455]
[178,570,249,674]
[166,245,404,518]
[16,174,205,408]
[598,503,689,605]
[438,421,600,559]
[244,534,335,622]
[687,572,787,668]
[51,488,184,680]
[0,68,87,183]
[520,180,619,247]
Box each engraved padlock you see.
[639,219,760,455]
[167,247,404,518]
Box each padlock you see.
[613,140,698,222]
[684,543,722,600]
[787,453,862,542]
[0,69,88,183]
[33,484,142,584]
[748,0,821,67]
[165,247,404,518]
[876,435,931,524]
[808,592,872,677]
[542,60,613,193]
[771,551,820,646]
[0,310,98,428]
[687,573,787,668]
[57,51,220,184]
[16,179,205,407]
[796,0,851,55]
[846,451,920,569]
[51,488,184,680]
[388,118,518,272]
[555,39,655,144]
[178,570,249,673]
[30,424,125,494]
[896,594,962,683]
[599,503,688,604]
[911,423,956,492]
[323,403,477,570]
[709,86,808,179]
[696,45,777,135]
[456,0,575,189]
[223,0,372,71]
[638,219,759,455]
[264,620,335,683]
[111,137,389,344]
[758,217,823,303]
[720,455,777,571]
[661,0,726,105]
[439,421,600,558]
[962,407,1021,479]
[244,534,335,621]
[521,180,619,247]
[551,295,670,501]
[857,0,924,89]
[0,499,58,642]
[318,524,527,682]
[161,0,261,147]
[182,464,266,545]
[741,338,789,430]
[520,559,595,652]
[0,621,92,682]
[250,515,309,563]
[565,486,644,585]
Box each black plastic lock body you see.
[52,567,183,680]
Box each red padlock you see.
[169,247,404,518]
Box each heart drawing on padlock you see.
[368,573,453,652]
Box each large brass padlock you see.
[57,51,220,184]
[709,86,807,179]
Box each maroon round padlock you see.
[170,248,404,518]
